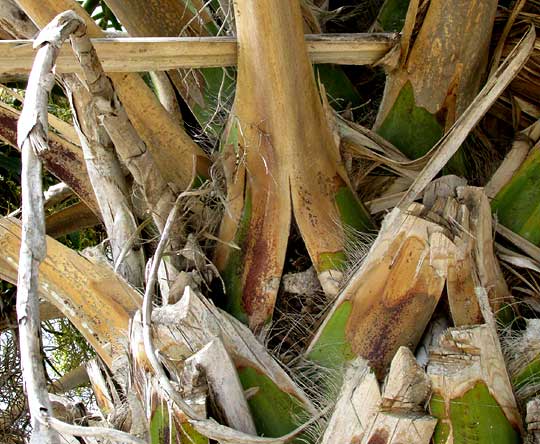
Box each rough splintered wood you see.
[148,287,315,414]
[418,179,508,326]
[444,197,482,325]
[365,347,436,444]
[149,71,182,122]
[130,314,210,444]
[362,414,437,444]
[145,375,209,444]
[381,347,431,411]
[320,357,380,444]
[307,204,453,377]
[0,217,141,367]
[0,33,398,73]
[183,339,257,435]
[457,187,510,313]
[322,348,436,444]
[137,287,317,439]
[430,182,485,325]
[428,324,522,443]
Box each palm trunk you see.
[3,2,540,443]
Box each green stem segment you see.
[376,0,409,32]
[150,405,208,444]
[375,0,498,176]
[492,147,540,246]
[430,382,520,444]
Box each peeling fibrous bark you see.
[15,12,144,444]
[128,285,323,443]
[61,65,145,288]
[61,12,189,288]
[16,14,73,442]
[67,22,178,224]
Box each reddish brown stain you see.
[367,429,389,444]
[346,235,440,378]
[0,113,17,137]
[242,206,267,317]
[0,107,99,214]
[241,188,287,330]
[363,298,408,363]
